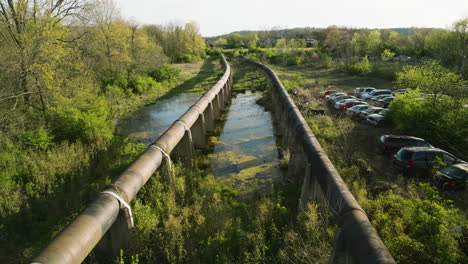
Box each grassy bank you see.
[98,58,335,263]
[0,58,222,263]
[265,60,467,263]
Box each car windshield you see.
[440,166,467,179]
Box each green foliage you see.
[395,60,466,97]
[381,49,396,61]
[20,126,54,151]
[130,162,333,263]
[286,55,302,66]
[388,89,467,156]
[48,95,113,146]
[129,75,160,95]
[348,56,373,75]
[321,55,333,69]
[149,64,181,83]
[175,54,201,63]
[367,184,466,264]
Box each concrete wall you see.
[246,57,395,264]
[32,55,233,264]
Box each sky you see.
[115,0,468,37]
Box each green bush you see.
[129,75,160,94]
[286,55,302,66]
[49,95,113,146]
[20,126,54,151]
[348,56,372,75]
[389,90,467,155]
[367,184,466,264]
[175,54,201,63]
[149,64,180,83]
[321,55,333,69]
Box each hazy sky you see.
[115,0,468,37]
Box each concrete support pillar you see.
[204,102,216,133]
[95,206,133,259]
[213,95,221,119]
[219,89,225,110]
[192,113,207,149]
[172,129,195,165]
[299,163,327,210]
[330,228,354,264]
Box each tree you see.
[367,30,382,55]
[244,33,259,49]
[0,0,87,107]
[395,60,466,101]
[453,18,468,77]
[226,33,243,49]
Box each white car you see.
[358,107,384,119]
[326,92,346,102]
[367,109,389,126]
[354,87,376,98]
[362,89,391,101]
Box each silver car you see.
[358,107,384,119]
[346,104,370,116]
[354,87,376,98]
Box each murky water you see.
[118,91,282,195]
[116,93,201,145]
[209,91,282,195]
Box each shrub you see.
[286,55,302,66]
[175,54,201,63]
[321,55,333,69]
[348,56,372,75]
[20,126,54,151]
[130,75,160,94]
[367,184,466,264]
[48,95,113,146]
[149,64,181,83]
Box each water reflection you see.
[210,91,282,195]
[116,93,201,145]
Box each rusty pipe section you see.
[246,57,395,264]
[32,54,232,264]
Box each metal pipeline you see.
[246,57,395,264]
[32,54,231,264]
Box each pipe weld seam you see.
[152,145,172,171]
[100,190,134,227]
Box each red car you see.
[321,90,337,98]
[340,101,367,111]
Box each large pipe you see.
[32,55,231,264]
[246,57,395,264]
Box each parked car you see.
[433,163,468,190]
[378,135,432,154]
[363,90,392,102]
[334,98,359,109]
[357,87,376,98]
[393,147,465,177]
[346,104,371,116]
[358,107,384,119]
[367,109,389,126]
[321,90,337,98]
[354,87,375,98]
[392,89,407,96]
[376,96,395,108]
[330,95,355,105]
[341,101,367,111]
[326,92,346,102]
[371,95,393,104]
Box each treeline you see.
[0,0,205,262]
[212,20,468,76]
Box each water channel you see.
[117,91,282,195]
